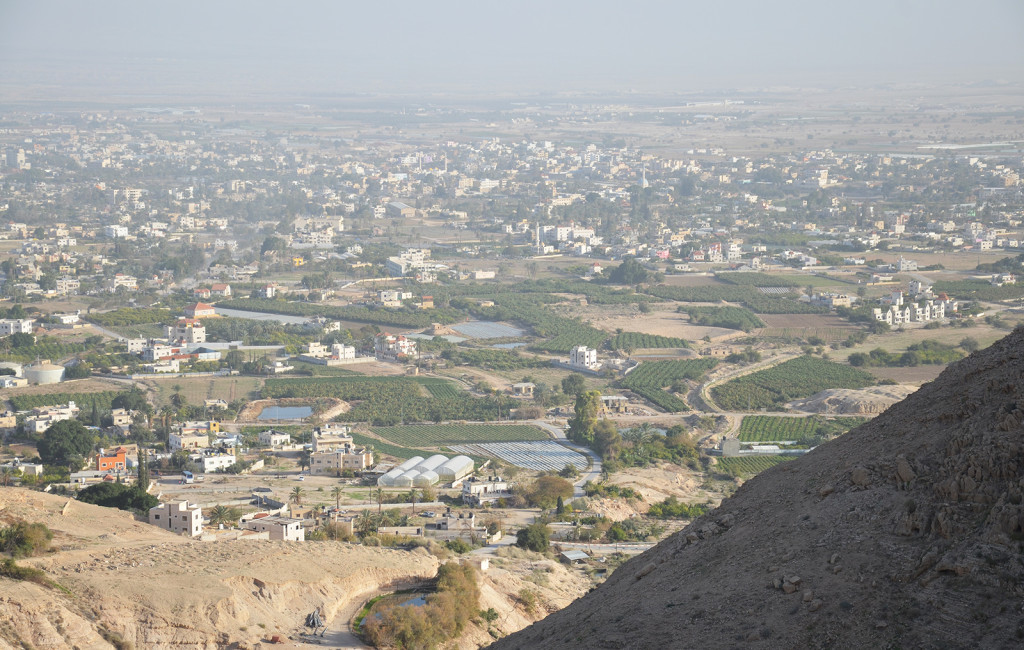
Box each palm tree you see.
[376,487,384,515]
[290,486,305,506]
[208,505,238,528]
[0,467,14,487]
[409,488,419,515]
[331,486,343,510]
[623,424,654,463]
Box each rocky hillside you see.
[493,328,1024,649]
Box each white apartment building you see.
[569,345,599,371]
[24,401,80,434]
[0,319,34,336]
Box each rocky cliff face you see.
[493,328,1024,649]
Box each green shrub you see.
[0,521,53,558]
[515,523,551,552]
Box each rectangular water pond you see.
[258,406,313,420]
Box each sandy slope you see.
[0,490,438,649]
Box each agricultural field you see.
[680,306,765,332]
[107,323,166,339]
[217,297,464,328]
[263,375,502,424]
[737,415,869,444]
[85,307,174,328]
[0,341,88,363]
[0,377,125,397]
[145,376,264,407]
[8,390,128,412]
[368,423,548,447]
[607,332,689,350]
[933,279,1024,302]
[756,327,853,342]
[711,356,876,411]
[830,324,1009,363]
[714,455,795,478]
[417,378,463,398]
[449,440,588,472]
[716,272,803,287]
[464,295,610,353]
[621,358,718,412]
[865,366,945,386]
[350,432,429,461]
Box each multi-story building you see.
[165,318,206,345]
[374,333,417,361]
[258,430,291,447]
[149,501,203,537]
[309,446,374,474]
[0,319,34,336]
[169,432,211,452]
[569,345,599,371]
[96,446,130,472]
[311,424,353,452]
[25,401,80,434]
[188,450,236,474]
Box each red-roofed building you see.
[184,302,216,318]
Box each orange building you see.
[96,447,129,472]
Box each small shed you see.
[512,382,536,397]
[560,550,590,565]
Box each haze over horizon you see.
[2,0,1023,102]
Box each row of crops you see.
[642,284,828,315]
[711,356,875,411]
[262,376,501,425]
[607,332,689,350]
[440,348,549,370]
[0,342,88,363]
[418,378,462,399]
[715,455,795,477]
[716,272,804,288]
[8,390,129,412]
[932,279,1024,302]
[737,415,869,444]
[619,358,719,412]
[679,306,765,332]
[349,431,429,460]
[466,296,609,353]
[85,307,174,327]
[369,423,547,447]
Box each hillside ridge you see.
[492,327,1024,649]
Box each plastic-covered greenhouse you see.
[437,455,474,483]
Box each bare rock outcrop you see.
[492,327,1024,649]
[790,384,917,414]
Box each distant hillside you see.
[493,327,1024,649]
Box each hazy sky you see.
[1,0,1022,99]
